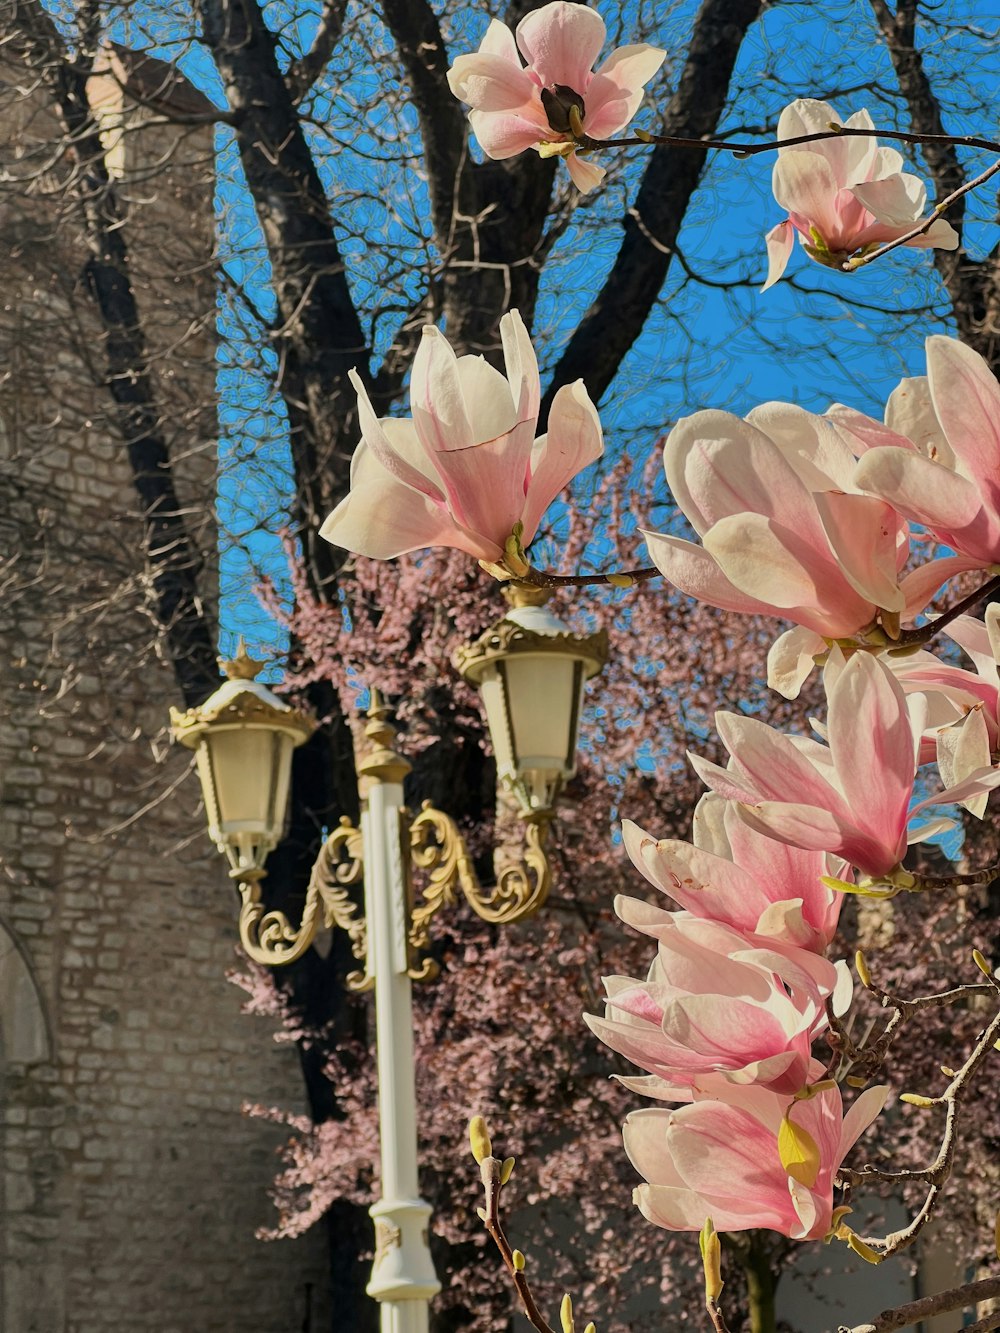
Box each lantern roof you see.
[170,642,316,749]
[453,585,608,686]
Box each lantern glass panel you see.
[197,727,292,847]
[478,653,585,811]
[504,655,579,777]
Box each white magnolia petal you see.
[851,173,926,226]
[766,626,826,700]
[762,220,795,291]
[521,379,602,539]
[319,442,500,561]
[565,151,606,193]
[499,308,541,422]
[937,709,992,817]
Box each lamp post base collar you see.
[367,1198,440,1304]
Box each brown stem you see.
[892,573,1000,649]
[707,1297,734,1333]
[519,564,660,589]
[580,125,1000,158]
[841,990,1000,1253]
[476,1156,558,1333]
[838,1273,1000,1333]
[917,865,1000,890]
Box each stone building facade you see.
[0,49,331,1333]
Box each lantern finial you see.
[219,638,267,682]
[503,583,552,610]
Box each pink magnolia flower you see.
[623,1081,888,1239]
[320,310,603,566]
[849,337,1000,573]
[891,606,1000,817]
[643,402,943,698]
[763,99,958,290]
[447,2,664,193]
[690,649,1000,880]
[622,792,844,952]
[586,907,849,1097]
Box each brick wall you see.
[0,57,332,1333]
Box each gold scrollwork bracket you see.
[405,801,551,982]
[236,817,371,987]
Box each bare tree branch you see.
[542,0,764,419]
[839,1273,1000,1333]
[195,0,367,597]
[285,0,348,102]
[378,0,467,240]
[869,0,1000,370]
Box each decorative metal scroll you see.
[235,800,550,985]
[236,816,369,983]
[406,801,552,981]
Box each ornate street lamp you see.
[168,645,316,877]
[169,593,607,1333]
[454,584,607,817]
[171,593,607,968]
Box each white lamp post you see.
[170,596,607,1329]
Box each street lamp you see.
[169,590,607,1332]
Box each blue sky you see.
[105,0,999,660]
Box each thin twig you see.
[837,963,1000,1256]
[475,1154,558,1333]
[579,124,1000,158]
[706,1297,733,1333]
[517,564,659,590]
[848,157,1000,269]
[891,574,1000,649]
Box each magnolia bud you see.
[699,1218,723,1305]
[855,950,872,988]
[560,1293,575,1333]
[469,1116,492,1164]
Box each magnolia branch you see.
[469,1120,560,1333]
[706,1297,734,1333]
[847,157,1000,269]
[836,961,1000,1258]
[580,124,1000,160]
[838,1273,1000,1333]
[516,565,659,591]
[829,962,995,1085]
[892,573,1000,649]
[573,123,1000,274]
[508,560,1000,610]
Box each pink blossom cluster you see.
[587,719,887,1239]
[585,336,1000,1238]
[647,335,1000,702]
[588,647,999,1240]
